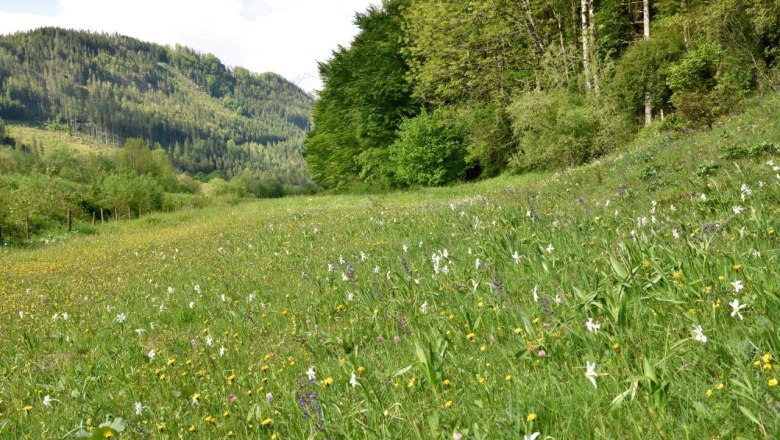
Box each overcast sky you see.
[0,0,382,92]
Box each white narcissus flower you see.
[43,395,52,407]
[546,244,555,254]
[134,402,144,416]
[349,371,358,388]
[693,325,708,343]
[586,318,601,333]
[147,349,156,360]
[420,301,429,314]
[733,206,744,215]
[512,251,522,264]
[524,433,540,440]
[729,299,746,320]
[585,361,598,388]
[306,366,316,382]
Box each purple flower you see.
[266,392,273,403]
[537,350,546,357]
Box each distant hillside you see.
[0,27,313,185]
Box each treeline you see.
[304,0,780,189]
[0,121,314,244]
[0,28,313,185]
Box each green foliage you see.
[508,91,628,172]
[304,0,418,189]
[389,110,467,186]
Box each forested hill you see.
[0,27,313,184]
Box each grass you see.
[5,123,118,156]
[0,95,779,439]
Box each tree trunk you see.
[67,210,72,232]
[643,0,652,126]
[25,213,30,241]
[100,208,104,224]
[0,221,4,244]
[581,0,593,92]
[588,0,599,93]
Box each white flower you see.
[700,194,707,202]
[147,349,156,360]
[327,263,334,272]
[403,244,408,253]
[349,371,358,388]
[43,395,52,407]
[134,328,145,335]
[532,285,539,303]
[731,280,744,294]
[219,345,226,357]
[62,312,68,320]
[346,292,354,302]
[205,336,213,346]
[733,206,743,215]
[188,301,195,309]
[221,294,226,302]
[306,366,316,382]
[475,258,482,270]
[586,317,601,333]
[194,284,201,294]
[693,325,707,343]
[421,301,429,314]
[585,361,598,388]
[512,251,522,264]
[167,287,175,294]
[729,299,746,320]
[134,402,144,416]
[524,433,540,440]
[555,294,562,305]
[115,313,127,323]
[672,229,680,239]
[546,244,555,254]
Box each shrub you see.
[389,110,467,186]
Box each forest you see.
[304,0,780,190]
[0,27,313,185]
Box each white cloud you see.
[0,0,382,92]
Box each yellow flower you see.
[642,260,651,269]
[188,425,197,432]
[612,342,621,351]
[22,405,33,413]
[443,400,453,409]
[166,358,176,366]
[769,378,778,387]
[261,364,269,372]
[768,228,775,236]
[754,360,762,367]
[731,264,742,271]
[357,366,365,374]
[480,345,487,353]
[513,327,522,334]
[715,383,724,391]
[156,423,165,432]
[504,375,512,382]
[466,333,476,342]
[321,377,334,386]
[227,374,236,381]
[706,389,713,397]
[407,377,416,389]
[526,413,537,422]
[764,363,773,371]
[443,379,451,386]
[532,317,540,324]
[103,432,114,438]
[477,301,484,308]
[261,418,273,426]
[204,416,216,424]
[762,354,773,364]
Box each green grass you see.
[5,123,118,156]
[0,95,779,439]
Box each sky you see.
[0,0,382,93]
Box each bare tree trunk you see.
[643,0,652,126]
[100,208,104,224]
[25,213,30,241]
[588,0,599,93]
[581,0,593,92]
[67,210,72,232]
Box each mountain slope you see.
[0,27,313,184]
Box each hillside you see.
[0,94,778,438]
[0,27,313,185]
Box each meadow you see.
[0,95,779,439]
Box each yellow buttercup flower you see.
[261,418,273,426]
[769,378,778,387]
[466,333,476,341]
[443,400,453,409]
[526,413,537,422]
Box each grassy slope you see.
[0,95,778,438]
[5,123,118,156]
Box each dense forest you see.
[0,27,313,185]
[305,0,780,189]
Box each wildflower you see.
[586,317,601,333]
[585,361,598,388]
[116,313,127,323]
[546,244,554,254]
[532,285,539,302]
[194,284,201,294]
[443,379,451,386]
[693,326,708,343]
[443,400,453,409]
[769,379,778,387]
[733,206,744,215]
[762,354,773,364]
[321,377,333,387]
[729,299,746,320]
[349,371,358,388]
[475,258,482,270]
[732,264,742,271]
[22,405,33,413]
[537,350,546,357]
[512,251,522,264]
[188,301,195,309]
[524,434,541,440]
[672,229,680,239]
[266,392,273,402]
[466,333,476,342]
[408,377,416,389]
[134,402,144,415]
[526,412,537,422]
[205,336,213,346]
[306,366,316,382]
[731,280,744,293]
[420,301,429,314]
[219,345,226,357]
[453,432,463,440]
[147,349,156,360]
[43,395,52,407]
[706,389,713,397]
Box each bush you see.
[507,91,630,172]
[389,110,467,186]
